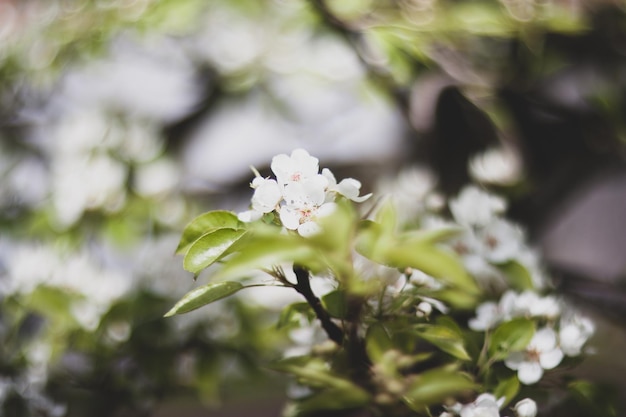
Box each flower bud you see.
[514,398,537,417]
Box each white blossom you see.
[505,327,564,384]
[559,315,594,356]
[279,177,336,237]
[514,398,537,417]
[322,168,371,202]
[251,177,282,213]
[449,186,507,227]
[271,148,320,185]
[446,393,504,417]
[469,145,522,186]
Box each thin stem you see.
[292,265,344,345]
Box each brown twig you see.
[292,265,345,345]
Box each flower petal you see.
[539,348,564,370]
[298,221,321,237]
[517,361,543,385]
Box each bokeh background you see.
[2,0,626,416]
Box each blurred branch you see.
[308,0,411,118]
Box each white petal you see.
[291,149,319,178]
[539,348,563,370]
[514,398,537,417]
[504,351,525,370]
[316,202,337,218]
[237,210,263,222]
[517,361,543,385]
[530,327,557,351]
[298,221,321,237]
[251,179,282,213]
[321,168,337,187]
[279,207,301,230]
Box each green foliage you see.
[176,211,243,255]
[402,367,475,411]
[489,318,536,359]
[164,281,245,317]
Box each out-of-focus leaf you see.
[321,290,348,319]
[498,260,535,291]
[176,211,243,255]
[164,281,244,317]
[489,318,535,359]
[269,356,365,391]
[568,380,618,417]
[277,302,314,329]
[403,367,475,410]
[183,228,248,274]
[365,323,393,362]
[297,386,370,414]
[494,375,520,407]
[414,324,471,361]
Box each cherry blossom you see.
[449,186,507,227]
[559,314,594,356]
[443,393,504,417]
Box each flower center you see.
[526,347,541,362]
[290,172,302,182]
[485,234,499,249]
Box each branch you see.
[292,265,344,345]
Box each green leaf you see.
[164,281,244,317]
[414,324,471,361]
[498,260,535,291]
[489,318,536,359]
[297,387,370,414]
[493,375,520,407]
[215,233,321,280]
[321,290,348,319]
[386,243,479,294]
[365,323,393,362]
[176,211,242,255]
[277,302,314,329]
[183,228,248,274]
[403,367,475,410]
[269,356,365,391]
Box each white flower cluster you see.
[440,394,537,417]
[238,149,371,236]
[440,186,547,290]
[469,290,594,384]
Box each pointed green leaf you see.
[403,367,475,410]
[176,211,242,255]
[415,324,471,361]
[498,260,535,291]
[269,356,364,391]
[183,228,248,274]
[489,318,536,359]
[164,281,244,317]
[494,375,520,407]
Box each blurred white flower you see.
[514,398,537,417]
[469,146,522,186]
[477,219,525,263]
[134,158,180,197]
[505,327,564,384]
[449,186,507,227]
[469,301,501,331]
[446,393,504,417]
[559,314,594,356]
